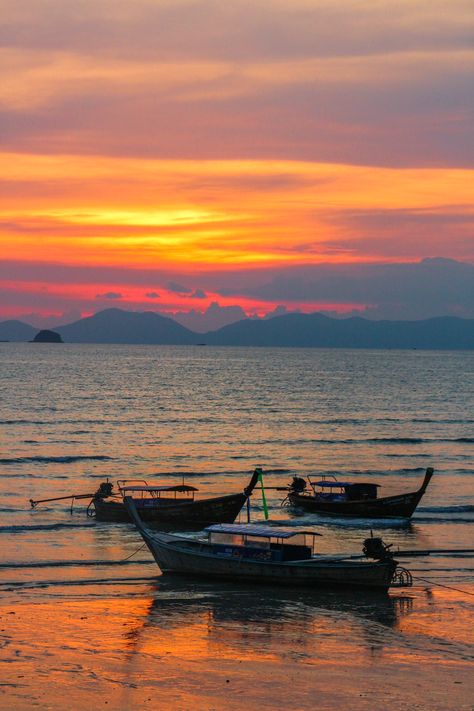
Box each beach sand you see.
[2,583,473,711]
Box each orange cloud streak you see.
[1,153,473,272]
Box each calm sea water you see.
[1,344,473,709]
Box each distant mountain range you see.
[0,320,40,341]
[1,308,473,349]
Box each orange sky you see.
[1,1,474,323]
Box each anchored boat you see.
[283,467,434,519]
[89,468,261,527]
[125,498,412,591]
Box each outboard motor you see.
[363,533,413,588]
[95,481,113,498]
[290,476,307,494]
[363,535,393,560]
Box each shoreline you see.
[2,584,473,711]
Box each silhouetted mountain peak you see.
[56,308,197,344]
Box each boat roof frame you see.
[206,523,321,539]
[119,484,199,493]
[311,481,381,489]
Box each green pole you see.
[258,470,269,520]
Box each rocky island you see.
[31,330,64,343]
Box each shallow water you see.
[0,344,473,709]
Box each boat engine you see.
[363,536,393,560]
[95,481,113,498]
[290,476,307,494]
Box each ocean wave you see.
[0,455,112,465]
[413,516,474,524]
[0,419,48,425]
[278,437,426,445]
[386,453,431,458]
[418,505,474,514]
[358,437,425,444]
[0,522,95,534]
[89,469,266,479]
[0,473,70,479]
[0,559,154,569]
[411,418,474,424]
[312,467,426,477]
[301,417,474,426]
[0,418,144,426]
[1,575,157,591]
[276,436,474,446]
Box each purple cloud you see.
[95,291,122,300]
[167,281,192,294]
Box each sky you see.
[1,0,474,327]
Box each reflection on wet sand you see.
[2,582,472,711]
[124,578,415,660]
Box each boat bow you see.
[243,467,263,498]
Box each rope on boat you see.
[396,548,474,557]
[412,574,474,598]
[120,543,148,561]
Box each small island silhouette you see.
[31,329,64,343]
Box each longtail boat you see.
[89,468,261,527]
[283,467,434,519]
[125,497,412,591]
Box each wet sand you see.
[2,580,473,711]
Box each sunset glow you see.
[1,0,474,324]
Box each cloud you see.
[2,55,473,166]
[190,288,206,299]
[1,2,473,166]
[218,257,474,319]
[2,1,472,62]
[2,257,474,321]
[145,291,160,299]
[166,281,192,294]
[262,305,289,319]
[95,291,122,299]
[171,301,247,332]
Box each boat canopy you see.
[313,481,380,488]
[120,484,199,493]
[205,523,321,538]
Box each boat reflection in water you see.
[122,577,415,664]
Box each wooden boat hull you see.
[288,491,423,518]
[91,469,261,527]
[288,468,434,519]
[93,492,248,527]
[125,500,398,591]
[147,538,396,590]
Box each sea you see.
[1,344,473,710]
